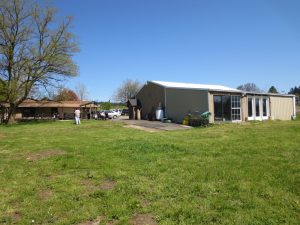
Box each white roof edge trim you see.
[244,92,295,97]
[148,80,242,92]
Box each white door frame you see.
[247,96,254,120]
[247,96,269,121]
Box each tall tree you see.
[288,86,300,100]
[268,86,278,93]
[54,88,79,101]
[0,78,7,101]
[0,0,79,123]
[75,82,89,100]
[113,79,142,103]
[237,83,262,93]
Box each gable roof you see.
[149,80,241,93]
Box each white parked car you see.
[112,109,122,117]
[106,110,120,119]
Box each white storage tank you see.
[155,107,164,120]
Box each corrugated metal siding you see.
[270,96,293,120]
[136,82,165,119]
[166,89,209,123]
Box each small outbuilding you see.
[127,98,141,120]
[136,80,296,123]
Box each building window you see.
[213,96,222,121]
[213,95,241,121]
[262,98,267,117]
[248,97,253,117]
[231,96,241,121]
[255,97,260,117]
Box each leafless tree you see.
[75,82,89,101]
[113,79,142,103]
[0,0,79,123]
[237,83,262,93]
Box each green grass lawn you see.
[0,119,299,225]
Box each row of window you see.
[213,95,241,121]
[248,97,268,119]
[213,95,269,122]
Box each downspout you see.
[292,95,296,119]
[164,87,167,118]
[207,91,211,123]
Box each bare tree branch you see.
[113,79,142,103]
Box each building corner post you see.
[292,95,296,119]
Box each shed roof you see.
[149,80,241,93]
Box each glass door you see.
[262,98,269,120]
[255,97,262,120]
[213,95,241,122]
[247,96,269,121]
[247,97,254,120]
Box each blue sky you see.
[50,0,300,101]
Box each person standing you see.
[74,108,81,125]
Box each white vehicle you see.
[112,109,122,117]
[106,110,120,119]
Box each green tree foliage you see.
[288,86,300,95]
[101,101,111,110]
[288,86,300,104]
[268,86,278,93]
[237,83,262,92]
[0,0,79,123]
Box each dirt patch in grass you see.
[77,215,103,225]
[130,214,157,225]
[81,178,117,193]
[26,149,66,161]
[124,125,161,133]
[81,179,99,194]
[38,189,53,201]
[106,219,118,225]
[11,211,22,224]
[100,179,117,190]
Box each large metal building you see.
[136,80,296,123]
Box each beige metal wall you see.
[270,96,293,120]
[136,82,165,119]
[208,93,214,123]
[241,96,247,121]
[166,89,209,123]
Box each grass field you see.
[0,119,299,225]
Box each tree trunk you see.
[6,104,16,124]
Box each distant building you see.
[0,99,98,121]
